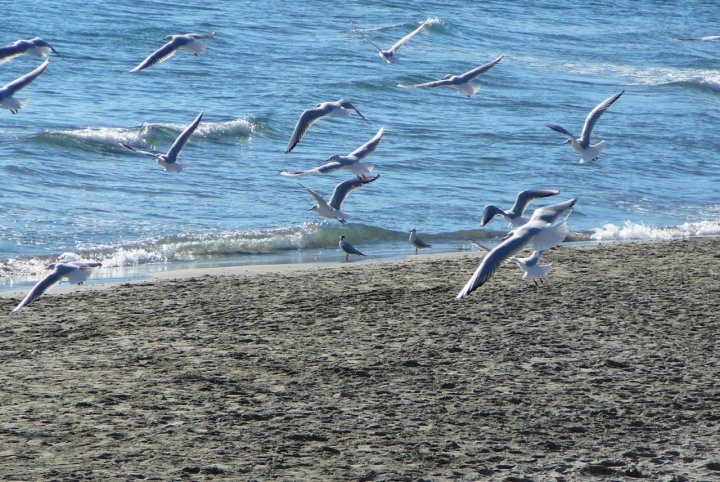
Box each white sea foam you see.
[591,220,720,241]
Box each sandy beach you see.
[1,237,719,481]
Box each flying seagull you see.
[511,250,551,287]
[456,199,576,300]
[281,126,384,178]
[481,188,560,228]
[129,32,216,73]
[675,35,720,41]
[301,174,379,223]
[351,18,430,63]
[339,235,366,261]
[547,90,624,163]
[0,37,60,65]
[120,111,203,172]
[0,59,49,114]
[286,98,367,153]
[397,54,505,97]
[11,262,102,313]
[409,228,432,254]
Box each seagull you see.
[285,99,368,153]
[409,228,432,254]
[120,111,203,172]
[481,188,560,228]
[339,235,366,261]
[397,54,505,97]
[0,59,49,114]
[129,32,216,73]
[676,35,720,41]
[455,199,576,300]
[11,262,102,313]
[547,90,624,163]
[511,250,551,287]
[351,19,430,63]
[281,126,384,178]
[0,37,60,65]
[300,174,379,223]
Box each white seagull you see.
[0,59,49,114]
[676,35,720,41]
[511,250,551,286]
[301,174,379,223]
[129,32,216,73]
[281,126,384,178]
[547,90,624,163]
[397,54,505,97]
[0,37,60,65]
[286,99,368,153]
[352,19,430,63]
[481,188,560,228]
[455,199,576,300]
[11,262,102,313]
[120,111,203,172]
[339,235,366,261]
[409,228,432,254]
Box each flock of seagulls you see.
[3,19,636,311]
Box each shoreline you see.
[1,236,719,480]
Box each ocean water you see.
[2,1,719,288]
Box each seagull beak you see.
[563,138,571,144]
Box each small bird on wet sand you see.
[339,235,365,261]
[409,228,432,254]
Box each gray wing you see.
[166,111,203,161]
[129,38,182,73]
[412,235,432,248]
[579,90,624,147]
[546,123,575,139]
[676,35,720,41]
[186,32,216,40]
[388,20,428,53]
[120,143,160,159]
[30,37,61,57]
[456,54,505,82]
[11,267,66,312]
[348,126,384,159]
[328,174,379,210]
[0,42,28,64]
[281,160,344,176]
[341,239,365,256]
[455,228,532,300]
[2,59,49,94]
[480,204,504,226]
[350,22,386,55]
[529,198,576,224]
[300,183,331,211]
[510,188,560,218]
[397,77,455,89]
[285,105,333,153]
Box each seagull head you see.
[308,205,319,212]
[340,235,346,241]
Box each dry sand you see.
[1,237,719,481]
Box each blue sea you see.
[2,1,719,289]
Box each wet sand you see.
[1,237,719,481]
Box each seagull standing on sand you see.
[282,127,384,178]
[11,262,102,313]
[339,235,366,261]
[120,111,203,172]
[0,37,60,64]
[409,228,432,254]
[0,59,49,114]
[547,90,624,163]
[351,18,431,63]
[455,199,576,300]
[397,54,505,97]
[301,174,379,223]
[286,99,368,153]
[481,188,560,228]
[511,250,551,286]
[129,32,216,73]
